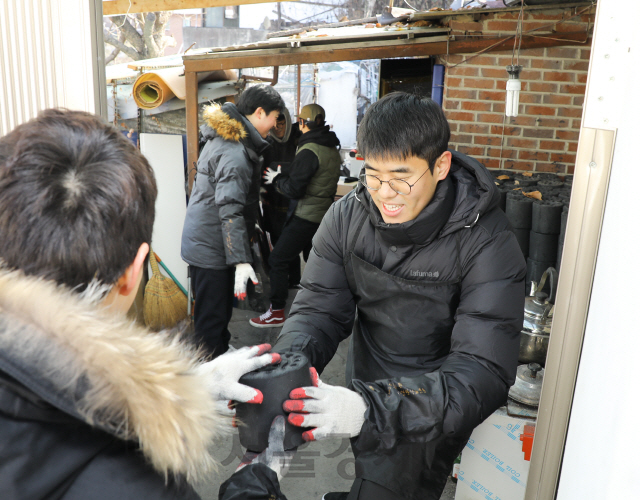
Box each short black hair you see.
[236,84,285,116]
[357,92,450,171]
[0,108,157,291]
[301,115,325,131]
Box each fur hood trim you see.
[203,103,247,142]
[0,268,229,482]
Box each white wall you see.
[0,0,105,136]
[557,1,640,498]
[318,65,358,149]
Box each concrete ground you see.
[192,289,457,500]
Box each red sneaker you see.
[249,306,286,328]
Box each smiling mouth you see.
[382,203,403,215]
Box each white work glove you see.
[283,367,368,441]
[196,344,281,403]
[234,263,258,300]
[263,165,281,185]
[236,416,294,480]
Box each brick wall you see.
[437,5,596,174]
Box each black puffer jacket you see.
[275,151,526,499]
[0,269,228,499]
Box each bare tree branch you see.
[103,31,142,61]
[105,46,121,65]
[110,15,145,55]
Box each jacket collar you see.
[201,102,270,154]
[0,268,226,482]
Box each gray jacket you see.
[181,103,269,269]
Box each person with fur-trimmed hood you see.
[0,109,281,499]
[181,85,285,358]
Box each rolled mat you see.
[133,67,237,110]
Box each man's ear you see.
[117,243,149,297]
[434,151,452,181]
[254,107,266,120]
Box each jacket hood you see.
[356,150,500,246]
[0,268,228,482]
[201,102,270,154]
[298,125,340,149]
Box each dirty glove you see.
[263,165,281,185]
[236,416,294,481]
[197,344,280,403]
[283,367,368,441]
[234,263,258,300]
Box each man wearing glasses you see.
[267,92,527,499]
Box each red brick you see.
[572,119,582,129]
[544,71,575,82]
[567,164,575,174]
[542,94,572,106]
[519,150,549,161]
[557,107,583,118]
[481,159,501,169]
[540,140,567,151]
[461,101,492,112]
[450,66,479,77]
[525,105,556,116]
[474,135,504,146]
[444,99,460,110]
[495,12,519,20]
[446,111,475,122]
[536,162,568,173]
[486,20,519,32]
[487,148,517,159]
[469,55,499,66]
[479,90,506,101]
[477,113,505,124]
[567,142,578,152]
[511,116,539,127]
[547,47,580,58]
[450,133,473,144]
[573,95,585,106]
[464,78,496,89]
[449,122,459,133]
[507,138,537,149]
[560,83,587,94]
[528,82,559,93]
[446,54,466,65]
[456,145,485,156]
[459,123,491,134]
[556,130,580,141]
[576,73,588,84]
[491,125,521,135]
[520,70,543,80]
[480,67,508,79]
[523,128,554,139]
[491,125,522,136]
[519,93,542,104]
[446,89,478,100]
[502,160,534,172]
[520,47,547,57]
[522,21,555,32]
[536,117,569,128]
[497,57,531,68]
[550,153,577,163]
[563,60,589,72]
[492,102,506,113]
[580,48,592,59]
[447,77,463,87]
[531,58,563,70]
[554,22,591,34]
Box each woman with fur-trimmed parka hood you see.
[0,109,280,499]
[180,86,285,358]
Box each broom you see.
[143,247,188,330]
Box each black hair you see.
[0,108,157,291]
[357,92,450,171]
[301,114,326,131]
[236,84,285,116]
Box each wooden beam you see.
[103,0,296,16]
[185,70,199,195]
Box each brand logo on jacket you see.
[410,270,439,278]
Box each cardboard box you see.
[335,178,358,198]
[455,409,531,500]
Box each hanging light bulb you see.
[505,65,523,117]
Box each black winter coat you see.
[275,151,526,499]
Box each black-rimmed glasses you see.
[359,167,430,196]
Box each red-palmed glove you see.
[196,344,280,403]
[234,263,258,300]
[283,367,368,442]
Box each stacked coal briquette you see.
[491,170,573,289]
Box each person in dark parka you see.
[266,93,527,500]
[181,85,285,357]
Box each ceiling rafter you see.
[103,0,297,16]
